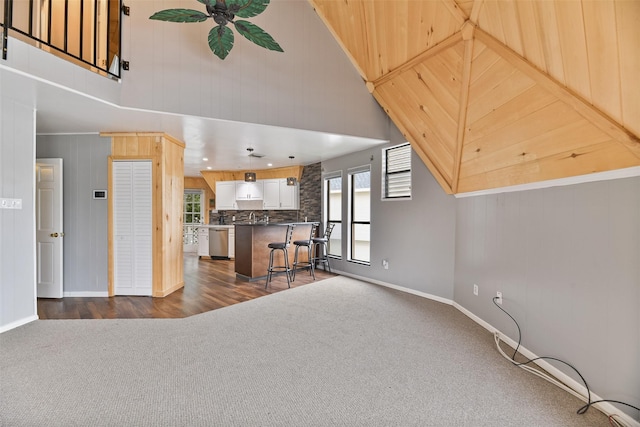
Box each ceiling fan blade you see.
[233,20,283,52]
[227,0,270,18]
[208,25,235,60]
[149,9,209,23]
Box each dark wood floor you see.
[37,253,336,319]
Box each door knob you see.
[50,232,58,237]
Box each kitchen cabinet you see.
[236,181,264,200]
[216,181,237,210]
[262,179,280,209]
[197,227,209,258]
[228,227,235,259]
[279,179,299,209]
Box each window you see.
[183,190,203,248]
[349,167,370,264]
[382,143,411,199]
[183,190,203,224]
[324,173,342,257]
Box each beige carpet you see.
[1,276,608,426]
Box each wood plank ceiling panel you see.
[582,0,622,122]
[310,0,463,81]
[376,76,455,186]
[458,138,639,193]
[310,0,640,194]
[373,41,466,189]
[616,0,640,136]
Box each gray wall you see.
[321,144,457,300]
[0,93,37,330]
[454,177,640,418]
[36,134,111,295]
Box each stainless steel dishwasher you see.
[209,227,229,259]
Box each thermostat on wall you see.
[93,190,107,199]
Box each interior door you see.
[113,161,153,296]
[36,158,64,298]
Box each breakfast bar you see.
[234,222,314,280]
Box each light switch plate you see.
[0,198,22,209]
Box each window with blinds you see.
[382,143,411,199]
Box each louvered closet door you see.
[113,161,153,296]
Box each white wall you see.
[0,88,37,331]
[454,177,640,420]
[321,139,458,300]
[120,0,389,139]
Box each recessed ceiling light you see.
[206,166,212,170]
[267,163,273,167]
[203,157,208,161]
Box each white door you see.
[36,158,64,298]
[113,161,153,296]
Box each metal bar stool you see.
[312,223,335,273]
[265,224,296,289]
[292,222,319,281]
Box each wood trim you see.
[372,32,463,89]
[469,0,485,23]
[307,0,369,81]
[153,281,185,298]
[442,0,469,25]
[474,28,640,156]
[452,38,475,193]
[372,90,453,194]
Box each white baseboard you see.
[330,269,454,306]
[453,302,640,427]
[63,291,109,297]
[0,315,38,334]
[330,272,639,426]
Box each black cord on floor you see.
[491,297,640,419]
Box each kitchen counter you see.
[234,222,316,280]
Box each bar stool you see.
[312,223,335,273]
[292,222,319,281]
[265,224,296,289]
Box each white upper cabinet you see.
[262,179,280,209]
[236,181,264,200]
[279,179,299,209]
[216,181,237,210]
[216,179,298,210]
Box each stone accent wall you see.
[210,162,322,224]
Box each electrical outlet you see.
[473,284,478,296]
[496,291,503,305]
[382,259,389,270]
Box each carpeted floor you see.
[1,276,608,426]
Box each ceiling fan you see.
[150,0,283,60]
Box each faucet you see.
[248,211,255,223]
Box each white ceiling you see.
[1,65,388,177]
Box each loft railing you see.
[1,0,123,79]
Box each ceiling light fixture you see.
[245,148,256,182]
[149,0,283,60]
[286,156,297,186]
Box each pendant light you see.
[286,156,297,186]
[245,148,256,182]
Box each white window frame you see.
[323,171,343,258]
[347,165,371,265]
[382,143,412,200]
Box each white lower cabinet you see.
[228,227,235,259]
[197,227,209,258]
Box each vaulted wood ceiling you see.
[309,0,640,194]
